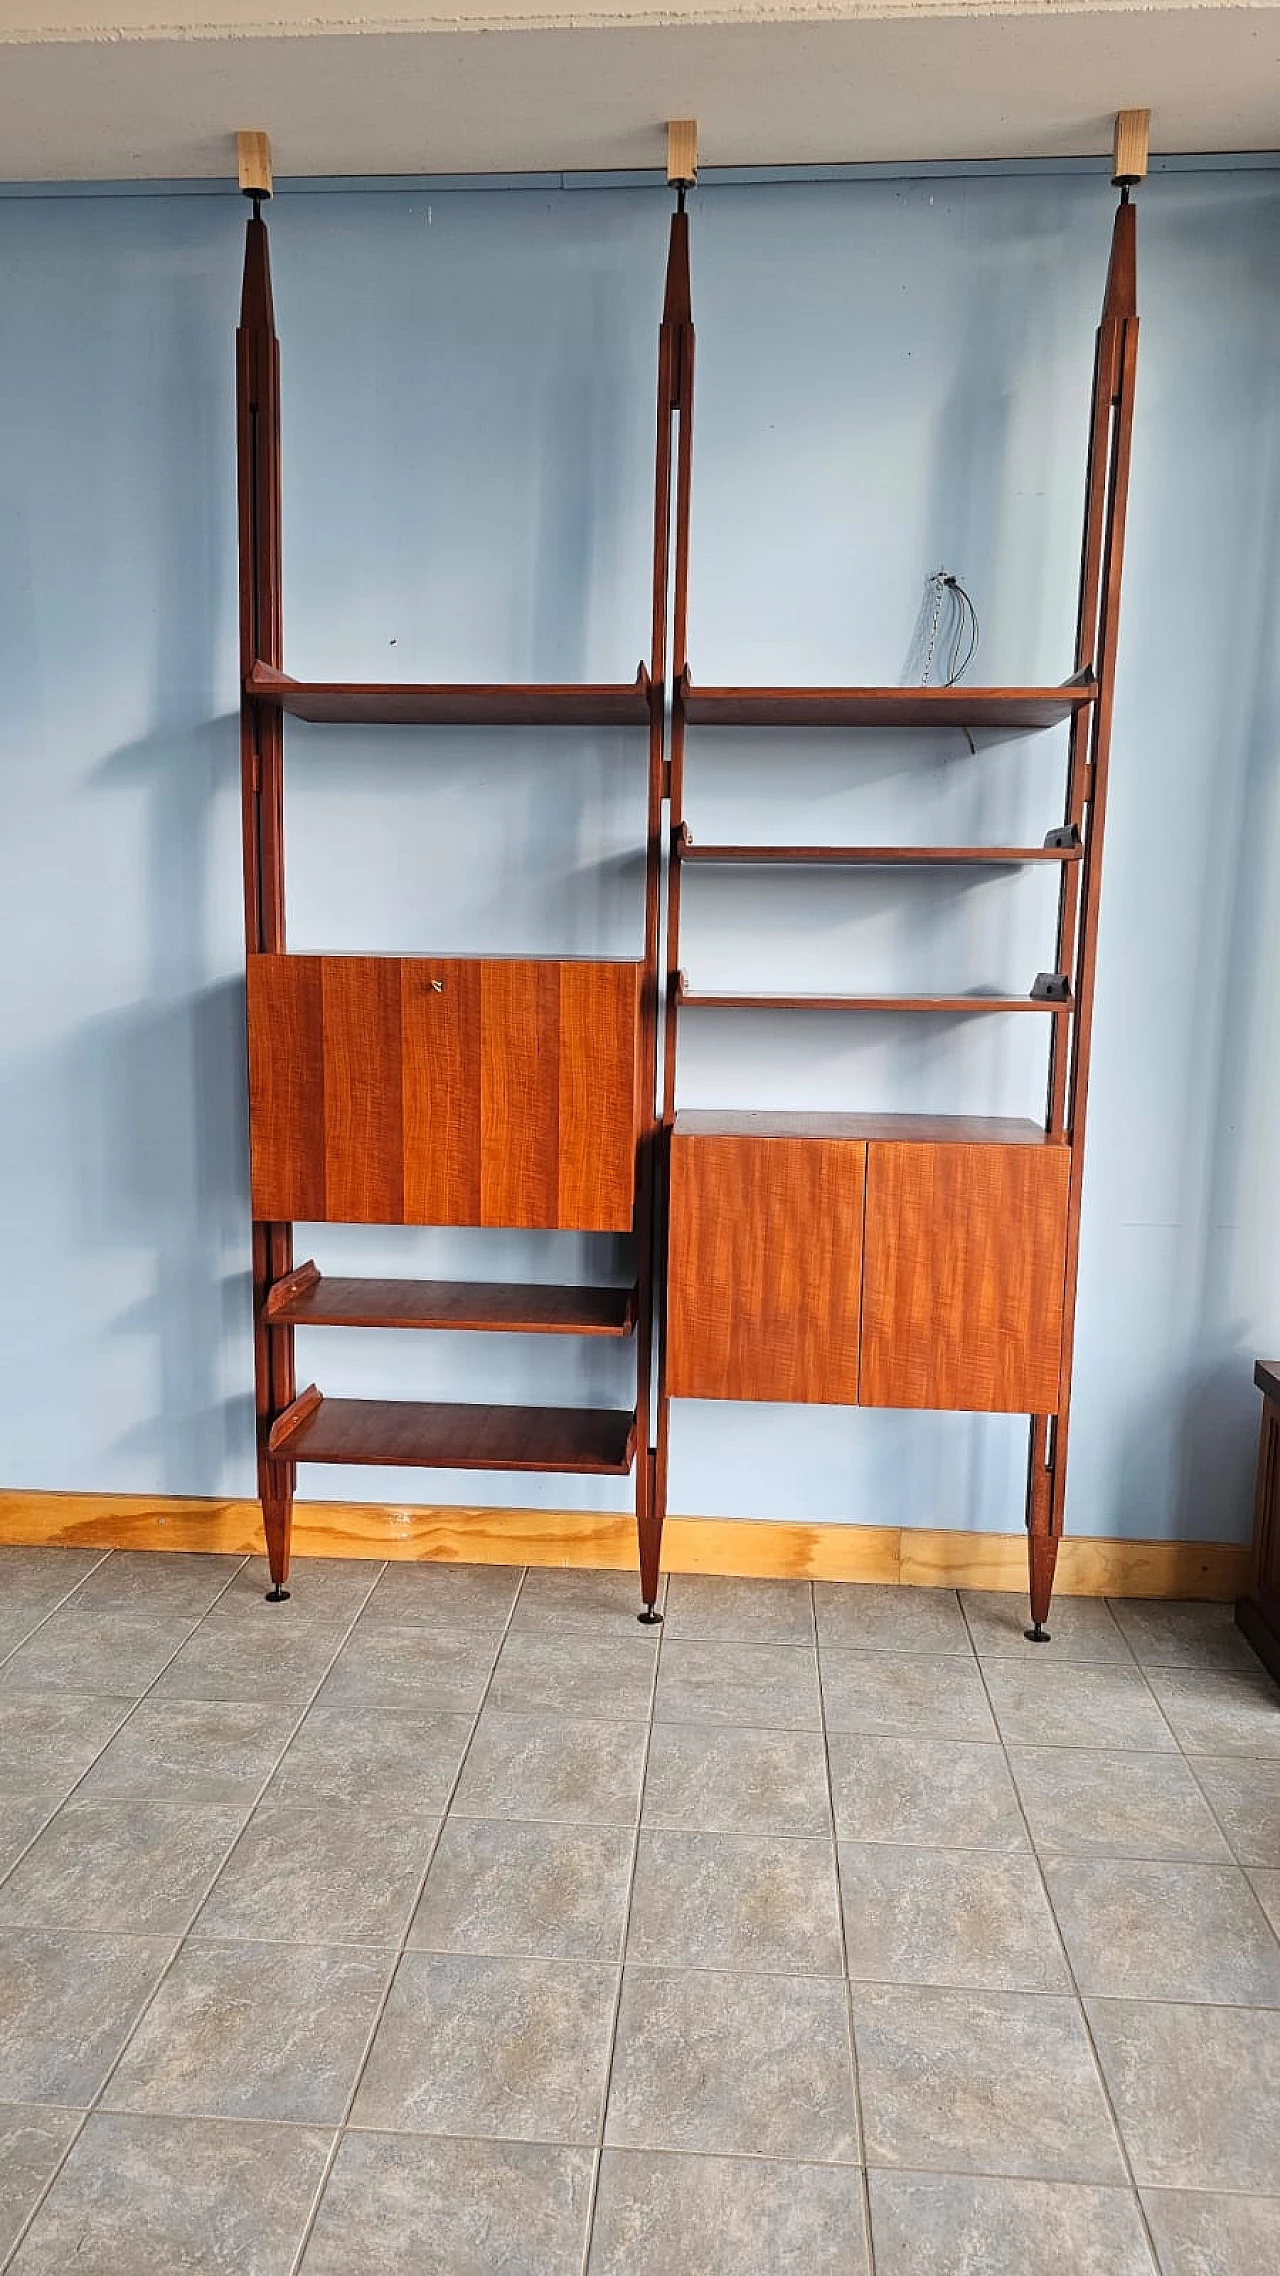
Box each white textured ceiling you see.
[1,4,1278,179]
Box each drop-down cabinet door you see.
[665,1129,865,1403]
[860,1140,1071,1413]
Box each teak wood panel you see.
[247,954,643,1231]
[666,1132,865,1404]
[860,1142,1071,1413]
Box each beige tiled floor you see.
[0,1548,1278,2272]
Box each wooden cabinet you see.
[247,953,644,1232]
[860,1140,1070,1413]
[665,1116,1070,1415]
[666,1129,865,1404]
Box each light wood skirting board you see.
[0,1492,1250,1601]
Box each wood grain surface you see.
[248,954,643,1230]
[861,1141,1071,1412]
[666,1131,866,1403]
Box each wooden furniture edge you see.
[0,1492,1249,1599]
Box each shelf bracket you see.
[1112,109,1150,188]
[667,119,698,187]
[1031,972,1071,1004]
[1043,824,1081,851]
[237,131,273,202]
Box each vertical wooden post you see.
[236,141,295,1599]
[1028,159,1141,1636]
[642,174,696,1615]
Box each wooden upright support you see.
[667,119,698,186]
[1112,110,1150,186]
[237,132,273,200]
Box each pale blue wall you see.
[1,166,1278,1541]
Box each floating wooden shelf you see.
[246,660,653,727]
[268,1392,638,1473]
[265,1267,637,1337]
[674,977,1073,1015]
[675,826,1081,868]
[678,673,1095,731]
[673,1110,1062,1145]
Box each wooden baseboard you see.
[0,1490,1250,1601]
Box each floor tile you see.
[8,2111,331,2276]
[820,1650,994,1740]
[0,1795,58,1877]
[828,1731,1025,1849]
[0,1928,175,2105]
[104,1940,388,2124]
[361,1560,522,1634]
[816,1583,970,1656]
[151,1619,349,1707]
[840,1842,1067,1990]
[0,1691,134,1797]
[1145,1667,1280,1758]
[1010,1747,1233,1861]
[0,2105,82,2263]
[662,1575,813,1644]
[79,1696,303,1806]
[230,1558,383,1619]
[0,1548,107,1610]
[654,1639,822,1730]
[510,1568,663,1636]
[0,1614,52,1666]
[962,1591,1132,1664]
[1249,1868,1280,1939]
[1140,2186,1280,2275]
[867,2171,1156,2276]
[316,1622,497,1714]
[643,1720,830,1834]
[1192,1757,1280,1865]
[853,1982,1125,2181]
[351,1950,617,2143]
[605,1964,858,2163]
[0,1797,244,1935]
[453,1709,646,1826]
[267,1701,473,1815]
[70,1552,246,1620]
[1087,1998,1280,2190]
[1108,1598,1262,1673]
[628,1827,843,1974]
[0,1611,198,1698]
[407,1817,632,1960]
[587,2149,870,2274]
[983,1660,1177,1751]
[299,2132,593,2276]
[1046,1857,1280,2004]
[490,1630,656,1722]
[193,1802,435,1946]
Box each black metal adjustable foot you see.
[637,1603,663,1626]
[1025,1622,1050,1643]
[265,1583,291,1603]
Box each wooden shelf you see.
[268,1391,638,1473]
[674,976,1073,1015]
[265,1268,637,1337]
[247,661,653,727]
[679,673,1095,731]
[675,826,1081,867]
[673,1110,1062,1146]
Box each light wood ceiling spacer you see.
[237,131,273,199]
[1112,110,1150,186]
[667,120,698,186]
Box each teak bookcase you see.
[236,120,1143,1637]
[235,176,669,1601]
[649,125,1144,1640]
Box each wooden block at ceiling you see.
[1112,110,1150,184]
[237,131,273,197]
[667,119,698,184]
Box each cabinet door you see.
[666,1133,865,1403]
[860,1141,1070,1412]
[248,953,642,1230]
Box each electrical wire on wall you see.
[921,568,980,687]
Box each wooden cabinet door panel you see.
[861,1141,1070,1413]
[247,953,642,1230]
[666,1133,865,1404]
